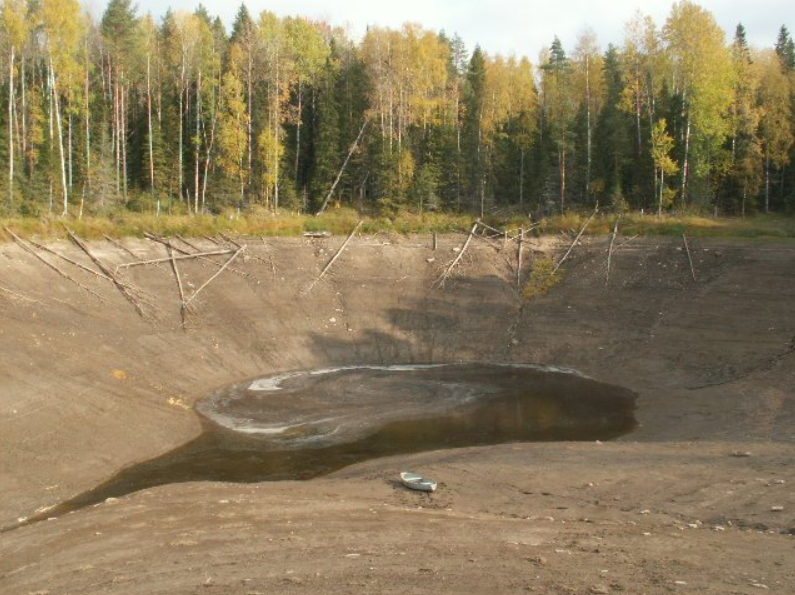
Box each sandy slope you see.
[1,233,793,594]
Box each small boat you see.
[400,472,437,492]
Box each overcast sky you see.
[87,0,791,61]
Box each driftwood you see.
[26,238,113,282]
[115,248,235,271]
[0,284,38,303]
[605,215,621,287]
[184,246,246,307]
[551,207,598,276]
[65,228,149,318]
[302,221,363,295]
[4,227,104,300]
[168,245,197,325]
[175,234,205,253]
[303,231,331,238]
[683,233,697,282]
[614,234,639,250]
[435,222,478,288]
[104,235,142,261]
[517,227,524,291]
[219,232,274,268]
[145,232,259,282]
[316,120,369,216]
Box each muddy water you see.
[28,364,636,523]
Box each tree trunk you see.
[681,112,691,206]
[764,151,770,214]
[194,69,202,215]
[50,62,69,216]
[147,53,155,195]
[295,79,302,185]
[8,46,15,206]
[85,48,91,192]
[121,78,128,201]
[559,146,566,212]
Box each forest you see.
[0,0,793,220]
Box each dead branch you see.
[517,227,525,291]
[606,215,621,287]
[104,235,142,261]
[302,221,363,296]
[145,232,260,282]
[65,228,149,318]
[614,235,639,250]
[683,233,697,282]
[26,238,113,282]
[184,246,246,307]
[168,245,194,327]
[175,234,205,253]
[0,284,38,303]
[435,222,478,288]
[4,227,104,300]
[115,249,235,271]
[551,207,598,276]
[220,232,274,268]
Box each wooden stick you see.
[316,120,368,216]
[65,228,148,318]
[605,214,621,287]
[551,207,598,276]
[175,234,205,253]
[26,238,113,282]
[220,232,273,267]
[0,284,38,303]
[184,246,246,307]
[432,232,437,251]
[614,234,639,250]
[167,245,191,326]
[303,221,363,295]
[104,235,141,260]
[435,222,478,288]
[145,232,259,282]
[4,227,104,300]
[517,227,524,291]
[115,249,234,270]
[683,233,697,282]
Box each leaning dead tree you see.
[183,246,246,307]
[65,228,151,319]
[682,234,697,282]
[551,207,598,276]
[434,222,478,288]
[115,249,235,271]
[605,215,621,287]
[302,221,363,296]
[316,120,369,216]
[4,227,104,300]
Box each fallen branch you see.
[302,221,363,295]
[184,246,246,307]
[605,214,621,287]
[683,233,697,282]
[220,232,274,268]
[4,227,104,300]
[517,227,525,291]
[551,207,598,276]
[168,245,194,326]
[0,284,38,303]
[614,234,639,250]
[104,235,143,261]
[435,222,478,288]
[26,238,113,282]
[65,228,149,318]
[115,248,234,271]
[145,232,260,282]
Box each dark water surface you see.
[25,364,637,525]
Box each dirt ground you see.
[1,231,794,594]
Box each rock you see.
[590,585,610,594]
[770,506,784,512]
[730,451,752,457]
[526,556,547,566]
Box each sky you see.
[87,0,792,61]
